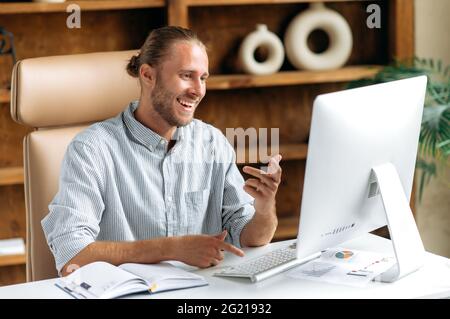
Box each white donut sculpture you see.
[238,24,285,75]
[284,3,353,70]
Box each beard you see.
[151,77,195,127]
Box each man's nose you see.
[188,79,204,97]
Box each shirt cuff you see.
[226,204,255,248]
[47,232,96,275]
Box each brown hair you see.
[126,26,206,77]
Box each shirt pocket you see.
[184,188,210,234]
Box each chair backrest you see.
[11,50,140,281]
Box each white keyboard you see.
[214,243,319,282]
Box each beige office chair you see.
[10,50,140,281]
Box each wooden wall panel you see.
[0,186,27,286]
[168,0,188,27]
[0,103,32,167]
[388,0,414,60]
[0,265,26,286]
[0,185,26,241]
[197,83,344,143]
[328,1,389,65]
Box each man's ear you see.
[139,63,155,88]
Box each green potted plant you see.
[348,58,449,202]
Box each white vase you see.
[284,3,353,70]
[238,24,285,75]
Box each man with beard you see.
[42,26,282,276]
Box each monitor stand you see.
[371,163,425,283]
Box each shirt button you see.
[160,140,165,145]
[167,196,172,202]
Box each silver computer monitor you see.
[297,76,428,282]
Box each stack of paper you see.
[0,238,25,256]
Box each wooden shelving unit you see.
[0,167,24,186]
[0,254,26,267]
[2,67,381,100]
[0,67,381,100]
[208,66,381,90]
[0,0,164,14]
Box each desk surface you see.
[1,234,450,299]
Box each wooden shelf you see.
[273,215,299,241]
[0,167,24,186]
[0,0,164,14]
[207,66,382,90]
[186,0,370,7]
[0,254,26,267]
[235,143,307,164]
[0,89,10,104]
[1,67,381,102]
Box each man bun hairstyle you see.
[126,26,206,78]
[126,55,140,77]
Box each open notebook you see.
[55,261,208,299]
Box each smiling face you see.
[150,41,209,127]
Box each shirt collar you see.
[123,100,184,152]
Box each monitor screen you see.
[297,76,427,265]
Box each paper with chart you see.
[286,247,396,287]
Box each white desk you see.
[1,234,449,299]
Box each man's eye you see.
[182,73,191,79]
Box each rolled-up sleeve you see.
[221,144,255,248]
[41,141,105,273]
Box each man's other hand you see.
[173,230,244,268]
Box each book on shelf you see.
[55,261,208,299]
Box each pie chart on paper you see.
[335,250,354,259]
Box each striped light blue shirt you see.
[42,101,255,272]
